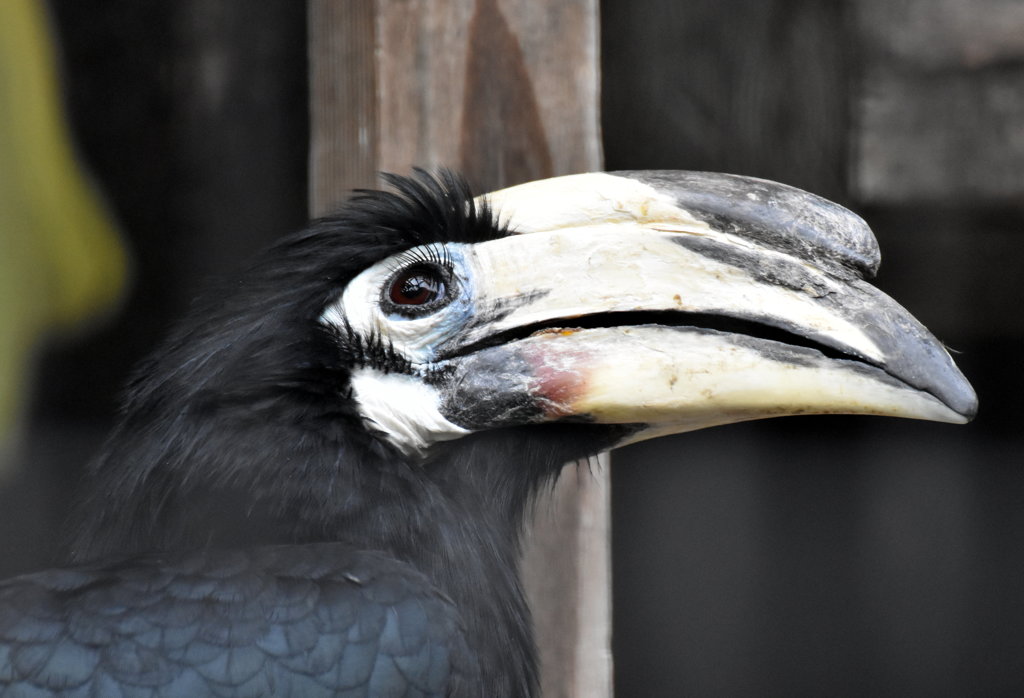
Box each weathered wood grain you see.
[309,0,377,214]
[374,0,600,192]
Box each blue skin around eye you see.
[385,244,476,366]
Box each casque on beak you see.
[433,171,976,445]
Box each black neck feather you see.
[60,171,614,696]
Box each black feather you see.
[0,545,481,696]
[0,171,614,696]
[64,168,507,562]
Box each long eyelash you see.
[331,319,412,374]
[385,242,452,275]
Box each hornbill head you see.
[326,170,976,458]
[70,169,976,563]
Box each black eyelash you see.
[385,243,452,277]
[330,319,413,374]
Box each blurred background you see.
[1,0,1022,695]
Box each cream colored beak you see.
[434,172,976,441]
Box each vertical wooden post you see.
[308,2,378,214]
[308,1,609,695]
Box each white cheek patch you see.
[317,244,476,455]
[349,368,469,457]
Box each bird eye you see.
[387,264,449,310]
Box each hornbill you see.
[0,170,975,696]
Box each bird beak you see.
[435,172,976,445]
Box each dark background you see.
[3,1,1022,695]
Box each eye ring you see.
[383,263,453,316]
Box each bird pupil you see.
[390,267,444,305]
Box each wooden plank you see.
[853,0,1024,203]
[523,456,612,698]
[307,2,607,695]
[374,0,601,190]
[309,0,377,214]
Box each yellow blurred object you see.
[0,0,127,469]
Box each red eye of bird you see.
[389,266,447,306]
